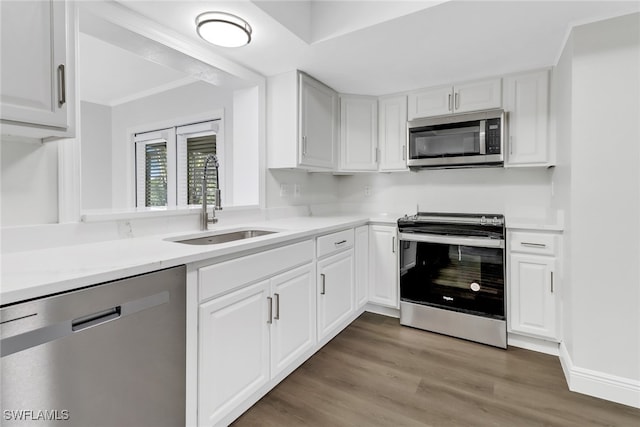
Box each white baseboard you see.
[559,342,640,409]
[507,333,559,356]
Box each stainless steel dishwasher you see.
[0,265,186,427]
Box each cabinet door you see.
[198,280,270,427]
[368,225,399,308]
[407,85,453,119]
[299,73,337,169]
[378,95,408,171]
[317,250,355,341]
[340,95,378,171]
[504,70,550,166]
[354,225,369,308]
[270,264,316,377]
[453,78,502,113]
[1,0,69,129]
[509,254,558,340]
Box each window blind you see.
[145,142,168,206]
[187,135,217,205]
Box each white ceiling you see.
[107,1,639,96]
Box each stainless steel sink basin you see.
[173,229,277,245]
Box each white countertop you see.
[1,215,384,305]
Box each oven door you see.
[399,233,505,319]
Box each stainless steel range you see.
[397,212,506,348]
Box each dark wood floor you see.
[232,312,640,427]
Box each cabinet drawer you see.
[316,228,354,258]
[199,240,314,302]
[510,231,556,256]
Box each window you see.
[144,142,168,206]
[135,120,222,208]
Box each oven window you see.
[409,121,480,159]
[400,241,504,319]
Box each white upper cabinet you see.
[339,95,378,171]
[407,85,452,119]
[408,78,502,120]
[267,70,338,170]
[503,69,552,167]
[454,79,502,113]
[378,95,408,172]
[1,0,74,139]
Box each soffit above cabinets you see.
[115,1,640,96]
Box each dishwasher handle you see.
[72,306,121,332]
[1,290,169,358]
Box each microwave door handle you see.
[479,120,486,155]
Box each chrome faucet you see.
[201,154,222,230]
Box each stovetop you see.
[397,212,505,239]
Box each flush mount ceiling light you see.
[196,12,252,48]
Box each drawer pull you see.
[334,240,347,246]
[521,242,547,248]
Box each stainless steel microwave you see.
[407,109,505,168]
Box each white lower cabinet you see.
[354,225,369,308]
[198,263,316,426]
[270,264,316,377]
[508,230,561,342]
[368,225,399,308]
[317,250,355,341]
[198,280,271,427]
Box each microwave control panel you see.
[486,118,501,154]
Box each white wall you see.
[569,13,640,382]
[266,169,340,209]
[1,139,58,226]
[337,168,554,218]
[110,81,235,209]
[232,86,259,206]
[551,33,574,359]
[81,101,112,210]
[552,13,640,406]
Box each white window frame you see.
[133,120,224,208]
[176,120,224,207]
[134,128,176,208]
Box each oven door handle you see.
[399,232,504,249]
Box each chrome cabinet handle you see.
[550,272,554,293]
[320,273,326,295]
[57,64,66,107]
[392,236,396,253]
[448,93,452,111]
[302,136,308,156]
[510,136,514,155]
[334,240,347,247]
[274,293,280,320]
[522,242,547,248]
[267,296,273,324]
[454,92,459,110]
[402,145,406,161]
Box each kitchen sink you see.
[171,229,278,245]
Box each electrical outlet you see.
[279,183,290,197]
[364,186,371,197]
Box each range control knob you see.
[480,216,487,225]
[492,216,501,225]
